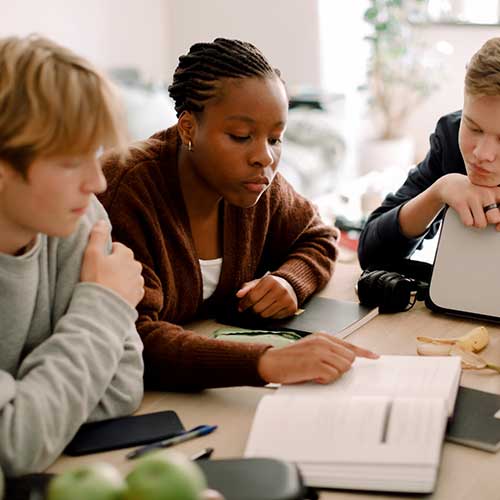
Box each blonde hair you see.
[465,37,500,97]
[0,34,128,175]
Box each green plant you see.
[363,0,446,139]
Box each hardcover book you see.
[446,386,500,452]
[245,355,461,493]
[217,295,378,339]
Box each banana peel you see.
[416,342,452,356]
[416,326,489,353]
[449,345,500,373]
[416,326,500,373]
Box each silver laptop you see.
[426,207,500,321]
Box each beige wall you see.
[0,0,171,81]
[1,0,321,89]
[166,0,321,89]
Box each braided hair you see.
[168,38,282,117]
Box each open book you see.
[245,355,461,493]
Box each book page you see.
[276,355,461,415]
[245,394,447,465]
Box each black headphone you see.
[357,265,430,313]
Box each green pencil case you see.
[213,327,301,348]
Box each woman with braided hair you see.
[99,38,378,391]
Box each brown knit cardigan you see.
[99,126,339,391]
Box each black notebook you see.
[446,386,500,452]
[217,296,378,339]
[64,410,184,456]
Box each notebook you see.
[426,207,500,322]
[446,386,500,452]
[217,295,378,339]
[64,410,184,456]
[245,355,462,493]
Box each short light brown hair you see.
[0,35,127,176]
[465,37,500,97]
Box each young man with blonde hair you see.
[0,35,144,476]
[359,37,500,268]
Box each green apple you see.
[124,450,207,500]
[47,462,126,500]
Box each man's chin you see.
[468,173,500,188]
[46,222,79,238]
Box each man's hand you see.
[80,220,145,308]
[257,332,379,384]
[434,173,500,230]
[236,275,298,319]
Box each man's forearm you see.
[398,183,445,239]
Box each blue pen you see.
[126,425,218,460]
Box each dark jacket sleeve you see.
[357,111,465,269]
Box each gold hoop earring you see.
[187,140,193,152]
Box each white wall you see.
[407,25,500,161]
[0,0,171,81]
[167,0,321,89]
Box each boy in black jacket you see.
[359,37,500,269]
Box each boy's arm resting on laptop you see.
[357,112,464,269]
[0,283,141,477]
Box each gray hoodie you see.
[0,196,143,476]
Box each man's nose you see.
[473,135,497,163]
[82,159,107,194]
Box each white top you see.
[199,257,223,300]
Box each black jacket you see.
[358,111,466,269]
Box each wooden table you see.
[47,262,500,499]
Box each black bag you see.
[5,458,317,500]
[198,457,317,500]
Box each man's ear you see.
[0,160,24,192]
[177,111,198,148]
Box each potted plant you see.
[359,0,448,173]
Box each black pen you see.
[127,425,217,460]
[190,447,214,461]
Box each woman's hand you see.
[236,275,298,319]
[257,332,379,384]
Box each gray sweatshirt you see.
[0,196,144,476]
